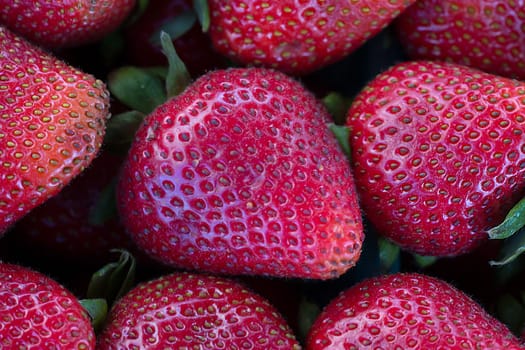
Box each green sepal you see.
[489,228,525,266]
[495,293,525,335]
[297,296,321,345]
[160,31,192,97]
[80,298,108,333]
[104,110,146,150]
[412,254,438,269]
[193,0,210,32]
[86,250,136,307]
[108,66,167,114]
[124,0,150,26]
[150,11,196,45]
[88,177,118,226]
[323,92,352,125]
[488,197,525,240]
[329,124,351,159]
[378,237,401,273]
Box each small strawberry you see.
[0,262,95,349]
[396,0,525,80]
[207,0,416,75]
[346,60,525,256]
[0,26,110,236]
[307,273,524,349]
[0,0,136,48]
[97,272,301,349]
[124,0,226,77]
[117,67,363,279]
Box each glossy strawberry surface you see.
[0,262,95,349]
[97,272,301,349]
[307,273,524,349]
[0,26,110,236]
[208,0,416,75]
[347,60,525,256]
[396,0,525,80]
[0,0,136,48]
[117,67,363,279]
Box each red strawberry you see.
[207,0,416,75]
[396,0,525,80]
[346,60,525,256]
[124,0,226,77]
[0,262,95,349]
[0,26,110,236]
[307,273,524,349]
[0,0,136,48]
[117,67,363,279]
[97,272,301,349]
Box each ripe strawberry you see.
[117,67,363,279]
[396,0,525,80]
[97,272,301,349]
[307,273,524,349]
[124,0,226,77]
[0,26,110,236]
[0,0,136,48]
[346,60,525,256]
[208,0,417,75]
[0,262,95,349]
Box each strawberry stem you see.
[149,11,197,45]
[160,31,192,97]
[488,197,525,240]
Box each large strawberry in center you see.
[117,67,363,279]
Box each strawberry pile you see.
[3,1,525,349]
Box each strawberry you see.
[207,0,416,75]
[0,0,136,49]
[306,273,524,349]
[124,0,225,77]
[395,0,525,80]
[0,262,95,349]
[346,60,525,256]
[97,271,301,349]
[0,26,110,236]
[117,67,364,279]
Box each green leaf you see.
[488,197,525,240]
[322,92,352,125]
[86,250,136,307]
[495,293,525,335]
[412,254,438,269]
[80,298,108,333]
[88,177,118,226]
[150,11,197,45]
[108,66,167,114]
[329,124,351,159]
[160,31,192,97]
[490,228,525,266]
[378,237,401,272]
[124,0,150,26]
[104,110,146,149]
[297,296,321,344]
[193,0,210,32]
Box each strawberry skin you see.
[0,26,110,236]
[346,60,525,257]
[396,0,525,80]
[0,0,136,48]
[307,273,524,349]
[0,262,95,349]
[97,272,301,349]
[208,0,416,75]
[117,67,363,279]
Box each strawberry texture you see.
[396,0,525,80]
[0,26,110,236]
[347,60,525,256]
[307,273,524,349]
[208,0,417,75]
[117,67,363,279]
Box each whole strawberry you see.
[97,272,301,349]
[0,0,136,48]
[0,26,110,236]
[307,273,524,349]
[346,60,525,256]
[208,0,416,75]
[396,0,525,80]
[0,262,95,349]
[117,67,363,279]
